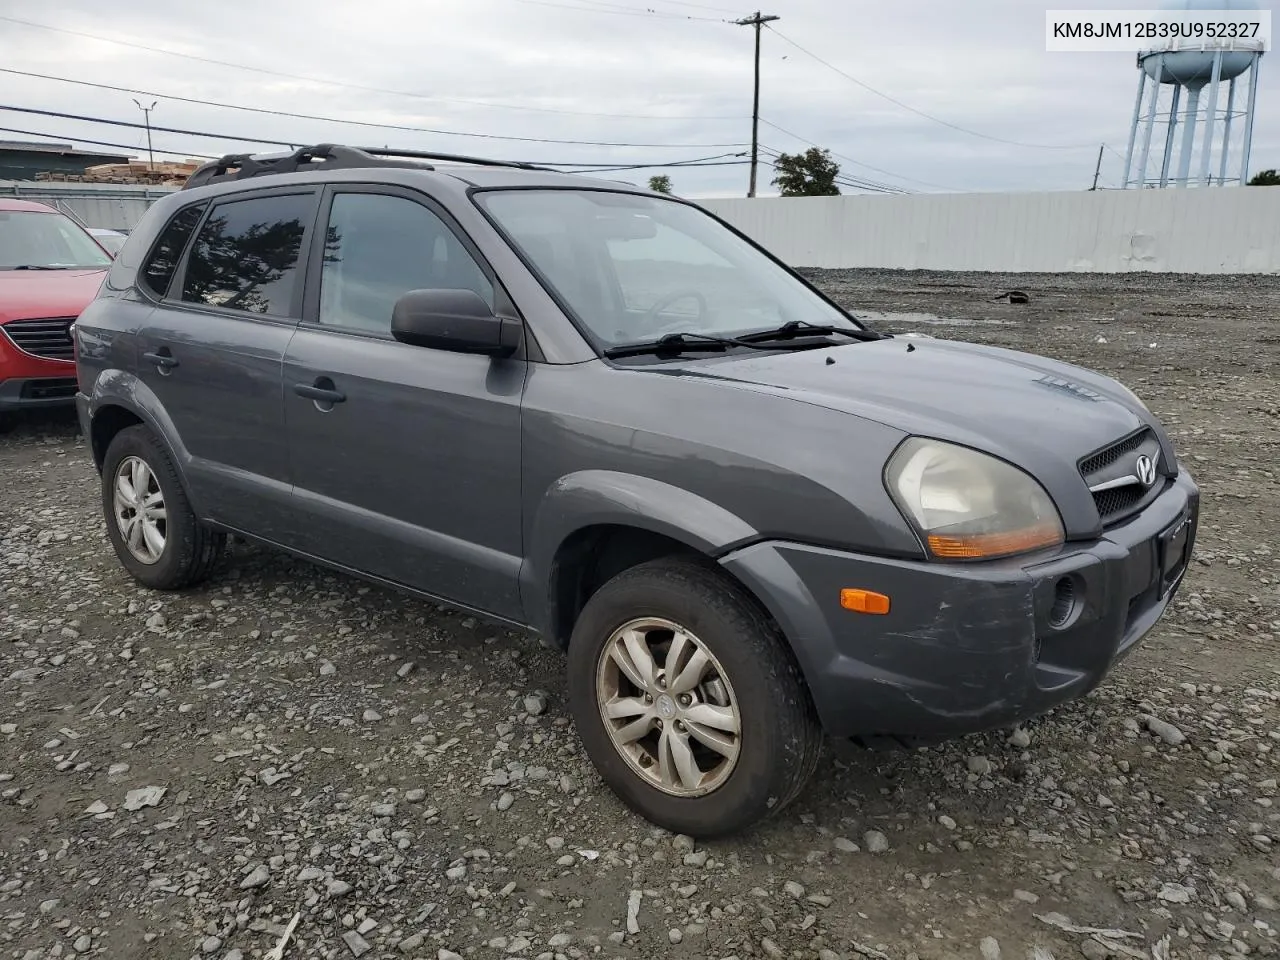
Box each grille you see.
[1092,485,1149,522]
[1080,428,1164,526]
[2,317,76,361]
[1080,429,1148,476]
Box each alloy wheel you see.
[113,455,167,564]
[595,617,742,797]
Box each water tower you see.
[1121,0,1265,188]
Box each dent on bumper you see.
[720,470,1200,739]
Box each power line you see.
[623,0,741,13]
[0,69,750,150]
[648,0,742,12]
[0,108,744,171]
[757,143,907,194]
[0,124,219,160]
[0,104,301,149]
[513,0,727,21]
[758,144,907,194]
[564,150,747,172]
[767,26,1100,151]
[834,177,905,195]
[566,159,750,173]
[759,118,955,191]
[0,15,743,121]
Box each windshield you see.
[476,189,859,348]
[0,211,113,270]
[92,232,127,255]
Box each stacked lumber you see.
[36,171,185,185]
[31,159,203,186]
[84,160,201,179]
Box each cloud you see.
[0,0,1273,196]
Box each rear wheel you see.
[567,557,823,837]
[101,425,225,589]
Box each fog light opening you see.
[1048,576,1078,628]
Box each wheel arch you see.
[525,471,763,649]
[85,374,201,513]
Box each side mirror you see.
[391,289,520,358]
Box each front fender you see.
[522,470,760,632]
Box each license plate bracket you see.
[1156,509,1191,598]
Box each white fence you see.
[699,187,1280,274]
[6,176,1277,274]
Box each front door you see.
[282,186,526,619]
[135,189,319,536]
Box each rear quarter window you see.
[140,203,207,298]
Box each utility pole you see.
[133,99,157,171]
[1090,142,1104,190]
[735,11,779,198]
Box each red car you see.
[0,198,112,429]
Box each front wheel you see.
[101,425,225,589]
[567,557,823,838]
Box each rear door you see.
[136,188,319,536]
[281,185,526,619]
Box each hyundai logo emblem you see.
[1134,454,1156,488]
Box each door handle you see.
[143,350,179,370]
[293,382,346,404]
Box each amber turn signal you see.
[840,589,891,615]
[926,522,1063,560]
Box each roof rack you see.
[182,143,553,190]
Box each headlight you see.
[885,438,1064,561]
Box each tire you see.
[101,424,226,590]
[0,413,15,435]
[567,557,823,838]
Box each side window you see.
[140,203,206,298]
[181,193,314,316]
[319,193,494,333]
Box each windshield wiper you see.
[603,331,778,359]
[7,264,70,271]
[737,319,882,343]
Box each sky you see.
[0,0,1275,197]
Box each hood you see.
[650,336,1171,532]
[0,269,107,325]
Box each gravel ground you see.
[2,270,1278,960]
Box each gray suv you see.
[74,144,1199,837]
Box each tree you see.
[1248,169,1280,186]
[648,174,673,194]
[181,214,307,313]
[771,148,841,197]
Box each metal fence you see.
[0,180,179,232]
[9,177,1277,274]
[699,187,1280,274]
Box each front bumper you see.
[720,468,1200,740]
[0,329,77,410]
[0,376,79,411]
